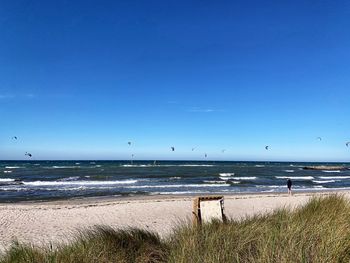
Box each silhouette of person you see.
[287,178,292,195]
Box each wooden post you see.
[192,197,200,226]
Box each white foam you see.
[0,178,15,182]
[219,173,235,177]
[125,184,230,189]
[23,179,138,186]
[5,166,21,169]
[226,177,257,180]
[0,187,28,191]
[322,170,341,173]
[51,166,80,169]
[255,165,265,167]
[284,170,295,173]
[59,176,80,181]
[275,176,314,180]
[318,176,350,179]
[220,176,233,180]
[313,180,336,184]
[169,177,181,180]
[3,171,12,173]
[61,186,86,191]
[178,165,214,167]
[122,164,215,168]
[122,164,152,167]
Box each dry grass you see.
[2,195,350,263]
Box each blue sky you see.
[1,1,350,161]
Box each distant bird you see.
[171,147,175,151]
[128,141,131,146]
[25,152,32,158]
[191,147,196,151]
[346,142,350,147]
[12,136,17,140]
[222,149,226,153]
[317,137,322,141]
[265,146,269,150]
[131,154,134,158]
[204,153,207,158]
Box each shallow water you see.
[0,160,349,202]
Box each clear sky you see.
[1,1,350,161]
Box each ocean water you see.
[0,160,350,202]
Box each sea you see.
[1,160,350,202]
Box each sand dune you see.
[0,192,348,251]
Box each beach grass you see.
[2,194,350,263]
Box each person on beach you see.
[287,178,292,195]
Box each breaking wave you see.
[219,173,235,177]
[22,179,138,186]
[124,184,230,189]
[275,176,314,180]
[230,177,257,180]
[0,178,15,182]
[313,180,336,184]
[318,176,350,180]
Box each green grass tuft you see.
[1,227,167,263]
[2,195,350,263]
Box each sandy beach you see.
[0,191,348,252]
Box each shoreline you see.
[2,189,349,206]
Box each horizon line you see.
[1,159,349,163]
